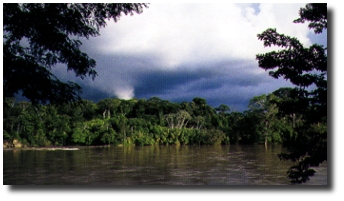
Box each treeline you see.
[3,87,325,147]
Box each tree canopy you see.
[3,3,149,104]
[293,3,327,34]
[256,3,327,184]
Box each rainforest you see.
[3,88,324,148]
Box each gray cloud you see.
[52,47,295,111]
[47,3,323,112]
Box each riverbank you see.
[3,144,114,151]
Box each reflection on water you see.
[3,145,327,185]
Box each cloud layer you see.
[53,3,324,111]
[90,4,311,66]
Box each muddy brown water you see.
[3,144,327,185]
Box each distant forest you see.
[4,87,323,148]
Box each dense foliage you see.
[3,3,148,104]
[256,3,327,184]
[4,94,300,148]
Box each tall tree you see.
[247,94,279,146]
[215,104,230,115]
[3,3,148,104]
[256,3,327,184]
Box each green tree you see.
[3,3,148,104]
[247,94,279,146]
[175,110,191,129]
[226,112,244,143]
[293,3,327,34]
[97,98,121,119]
[215,104,230,115]
[256,3,327,184]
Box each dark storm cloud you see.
[52,47,294,111]
[47,3,317,111]
[123,59,287,111]
[134,70,202,96]
[78,82,110,102]
[51,40,295,111]
[143,59,262,85]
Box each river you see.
[3,144,327,185]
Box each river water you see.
[3,144,327,185]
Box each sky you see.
[51,3,327,112]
